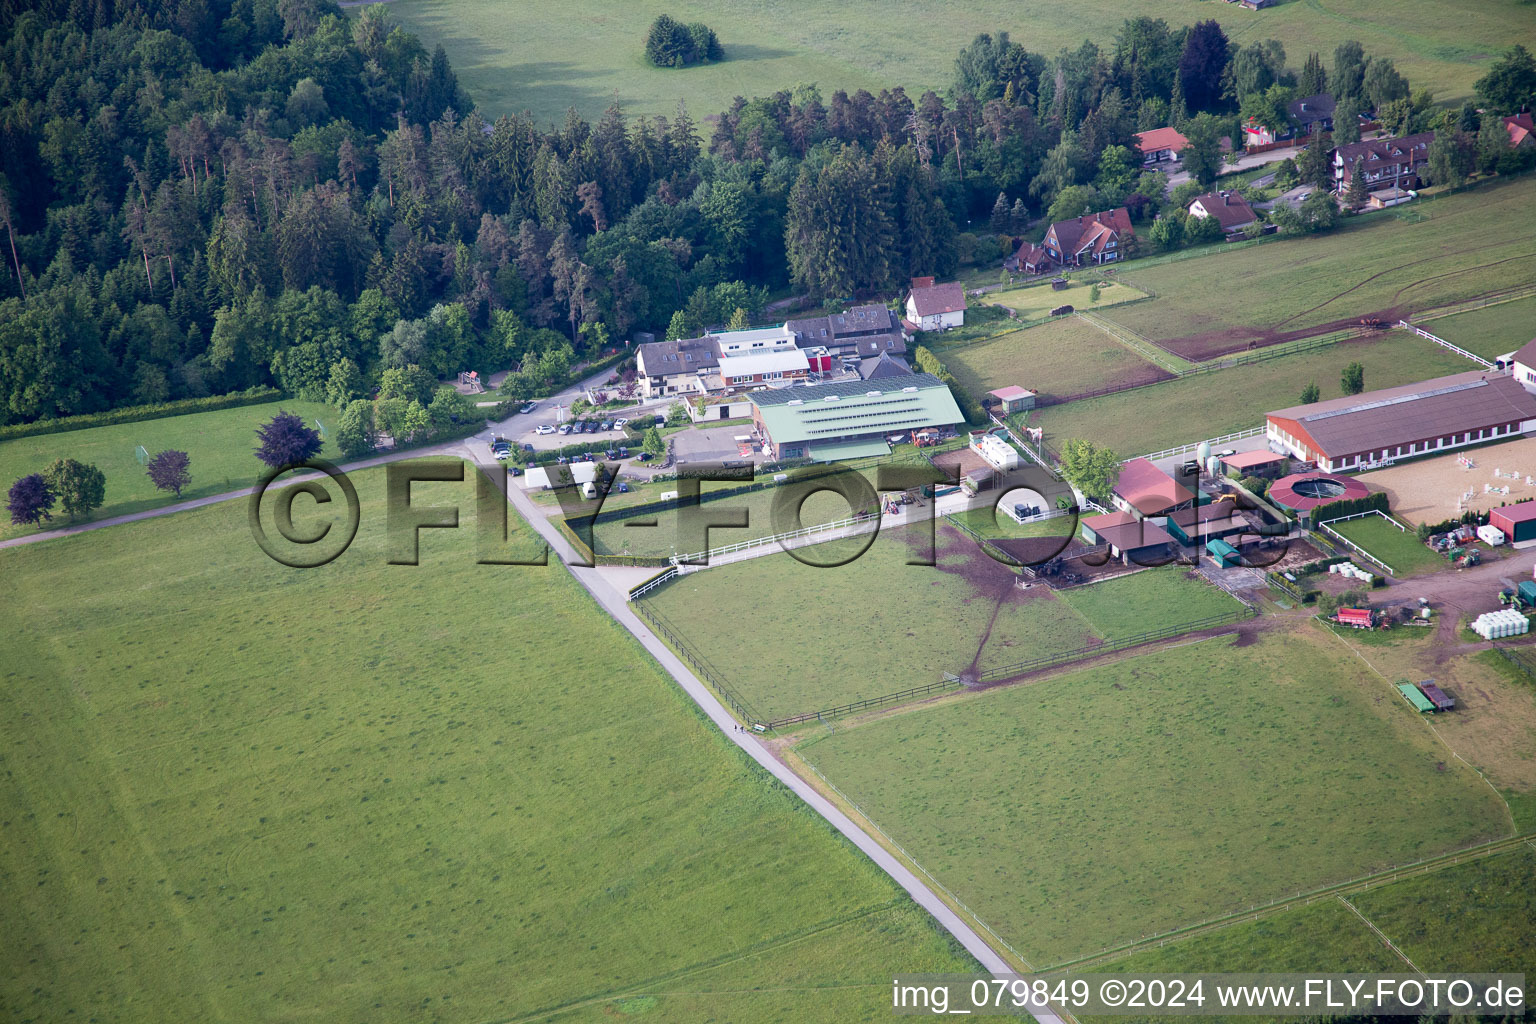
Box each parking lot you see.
[673,425,762,465]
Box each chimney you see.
[1224,194,1231,206]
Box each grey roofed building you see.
[859,351,913,380]
[1288,93,1336,134]
[1266,370,1536,471]
[788,305,907,359]
[749,372,964,461]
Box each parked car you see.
[534,424,555,435]
[613,417,628,429]
[558,423,573,435]
[654,414,666,426]
[519,402,536,415]
[585,420,599,433]
[601,420,613,431]
[636,451,652,462]
[522,443,535,453]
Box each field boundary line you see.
[1395,321,1495,369]
[1334,895,1421,973]
[1409,282,1536,324]
[1075,311,1192,375]
[1039,831,1534,974]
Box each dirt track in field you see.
[1148,251,1536,363]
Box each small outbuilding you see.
[988,385,1036,415]
[1219,449,1288,477]
[1080,510,1176,564]
[1490,502,1536,544]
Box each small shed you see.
[1490,502,1536,544]
[988,385,1036,415]
[1396,682,1436,713]
[1219,449,1288,477]
[1205,538,1242,567]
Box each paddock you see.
[1355,436,1536,526]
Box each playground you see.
[1355,437,1536,526]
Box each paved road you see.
[1165,143,1305,191]
[486,449,1065,1023]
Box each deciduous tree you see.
[7,473,53,526]
[255,410,324,469]
[44,458,106,518]
[146,449,192,498]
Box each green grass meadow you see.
[1418,294,1536,359]
[384,0,1532,123]
[1106,177,1536,352]
[984,280,1147,321]
[942,316,1170,406]
[642,526,1241,720]
[1326,513,1446,575]
[0,463,977,1022]
[796,628,1513,966]
[0,399,337,539]
[1025,331,1472,457]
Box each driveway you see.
[1165,143,1306,191]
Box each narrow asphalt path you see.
[485,449,1065,1023]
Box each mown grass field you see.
[586,465,892,558]
[983,280,1146,321]
[384,0,1530,122]
[943,317,1169,406]
[1105,177,1536,355]
[1024,332,1472,457]
[0,464,977,1023]
[642,526,1240,719]
[1354,845,1536,977]
[1083,846,1536,1022]
[1326,513,1446,575]
[796,627,1513,966]
[1418,294,1536,359]
[0,399,336,540]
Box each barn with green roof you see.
[748,374,965,461]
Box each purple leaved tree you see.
[146,449,192,498]
[7,473,55,526]
[255,411,323,470]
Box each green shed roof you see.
[750,374,964,446]
[1396,682,1435,713]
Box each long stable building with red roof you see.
[1266,371,1536,472]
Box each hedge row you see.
[913,345,987,426]
[1315,491,1389,521]
[0,387,286,442]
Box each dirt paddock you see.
[1356,437,1536,525]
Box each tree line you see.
[2,0,1532,430]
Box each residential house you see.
[1244,93,1338,148]
[1041,208,1134,269]
[1332,132,1434,194]
[905,277,967,331]
[1504,113,1535,149]
[1187,191,1257,235]
[1004,240,1051,275]
[635,335,721,398]
[1134,127,1188,164]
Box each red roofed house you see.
[1004,240,1052,275]
[1135,127,1188,163]
[1504,113,1535,149]
[1111,457,1196,518]
[905,277,967,331]
[1187,191,1258,235]
[1041,208,1134,270]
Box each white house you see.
[905,277,966,331]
